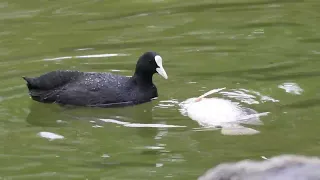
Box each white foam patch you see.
[124,123,185,128]
[219,88,279,104]
[43,56,72,61]
[144,146,165,150]
[75,48,94,51]
[220,91,259,104]
[99,118,128,125]
[99,118,186,128]
[159,100,179,104]
[101,154,110,158]
[156,99,179,109]
[156,104,175,108]
[278,82,303,95]
[37,132,64,141]
[156,163,163,168]
[220,124,260,135]
[261,156,268,160]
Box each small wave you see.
[219,88,279,104]
[0,84,25,93]
[43,53,129,61]
[75,48,94,51]
[0,94,25,103]
[155,99,179,109]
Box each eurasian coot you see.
[23,51,168,107]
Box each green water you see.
[1,0,320,179]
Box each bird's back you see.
[23,70,157,107]
[56,73,157,107]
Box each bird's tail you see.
[22,76,33,90]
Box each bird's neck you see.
[132,72,154,86]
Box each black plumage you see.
[23,51,168,107]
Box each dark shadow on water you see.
[77,149,187,169]
[235,22,303,29]
[80,161,157,169]
[283,99,320,109]
[216,6,265,13]
[168,0,303,14]
[25,101,158,137]
[25,102,66,127]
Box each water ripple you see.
[43,53,129,61]
[220,88,279,104]
[98,118,186,128]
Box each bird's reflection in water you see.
[25,102,66,127]
[25,100,158,138]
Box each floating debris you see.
[37,132,64,141]
[179,88,269,135]
[278,82,304,95]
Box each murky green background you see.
[1,0,320,179]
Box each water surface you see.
[1,0,320,179]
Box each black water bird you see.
[23,51,168,107]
